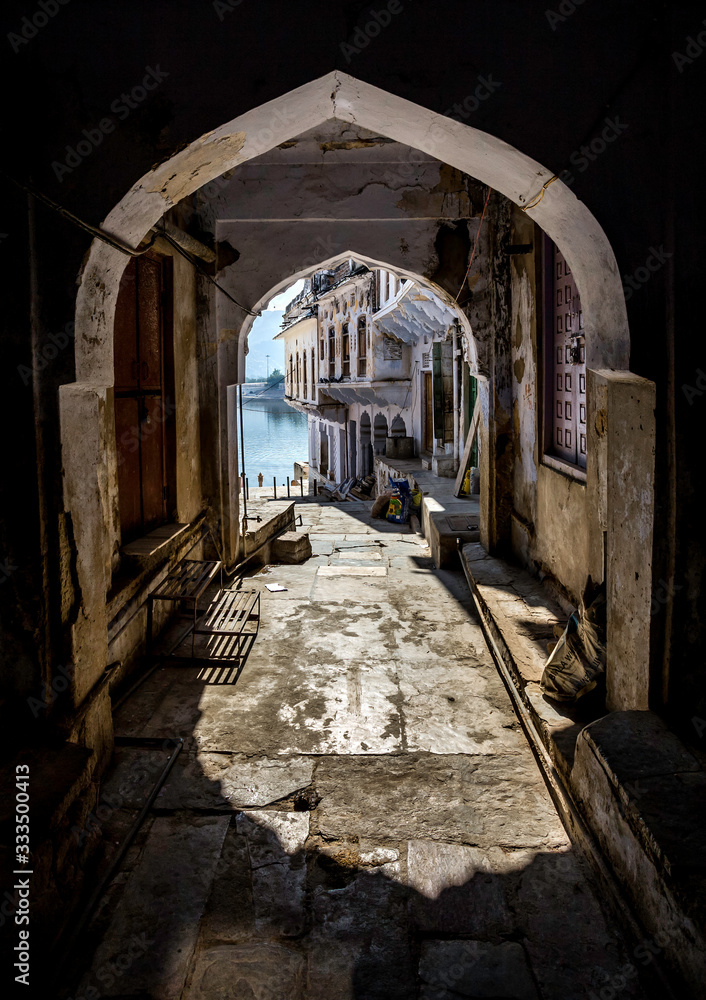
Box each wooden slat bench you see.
[193,588,260,639]
[147,557,222,657]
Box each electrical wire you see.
[157,225,259,316]
[520,173,559,212]
[2,169,160,257]
[455,185,492,302]
[3,170,260,316]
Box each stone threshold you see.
[460,541,706,997]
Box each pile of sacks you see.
[371,477,422,524]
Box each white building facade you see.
[276,261,477,489]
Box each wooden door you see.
[136,256,163,391]
[114,252,174,543]
[114,396,142,538]
[114,265,139,392]
[550,242,587,469]
[423,372,433,452]
[320,429,328,475]
[349,420,357,477]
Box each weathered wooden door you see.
[114,252,175,542]
[549,241,587,469]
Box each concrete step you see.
[272,530,312,564]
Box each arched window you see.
[342,323,350,377]
[373,413,388,455]
[288,354,293,394]
[357,316,367,377]
[328,326,335,379]
[302,352,307,399]
[390,414,406,436]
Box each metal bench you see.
[147,556,222,658]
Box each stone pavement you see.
[68,499,650,1000]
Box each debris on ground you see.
[319,474,376,502]
[541,579,606,702]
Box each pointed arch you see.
[73,70,628,384]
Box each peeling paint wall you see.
[507,209,591,601]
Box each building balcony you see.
[315,377,412,408]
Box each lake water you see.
[240,401,309,486]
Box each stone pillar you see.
[467,198,513,554]
[589,370,656,711]
[58,382,111,704]
[224,384,241,566]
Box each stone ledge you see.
[423,501,479,569]
[573,712,706,996]
[460,541,706,997]
[460,541,593,778]
[244,501,295,559]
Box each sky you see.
[245,279,305,378]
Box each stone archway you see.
[61,70,653,713]
[70,70,629,383]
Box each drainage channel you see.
[54,736,183,990]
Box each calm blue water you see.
[240,402,309,485]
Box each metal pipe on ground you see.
[53,736,184,981]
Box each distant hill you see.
[245,310,285,379]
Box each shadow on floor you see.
[52,499,674,1000]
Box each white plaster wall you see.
[279,317,317,401]
[534,466,590,601]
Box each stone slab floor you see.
[68,500,650,1000]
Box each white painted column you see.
[59,383,111,702]
[589,370,656,711]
